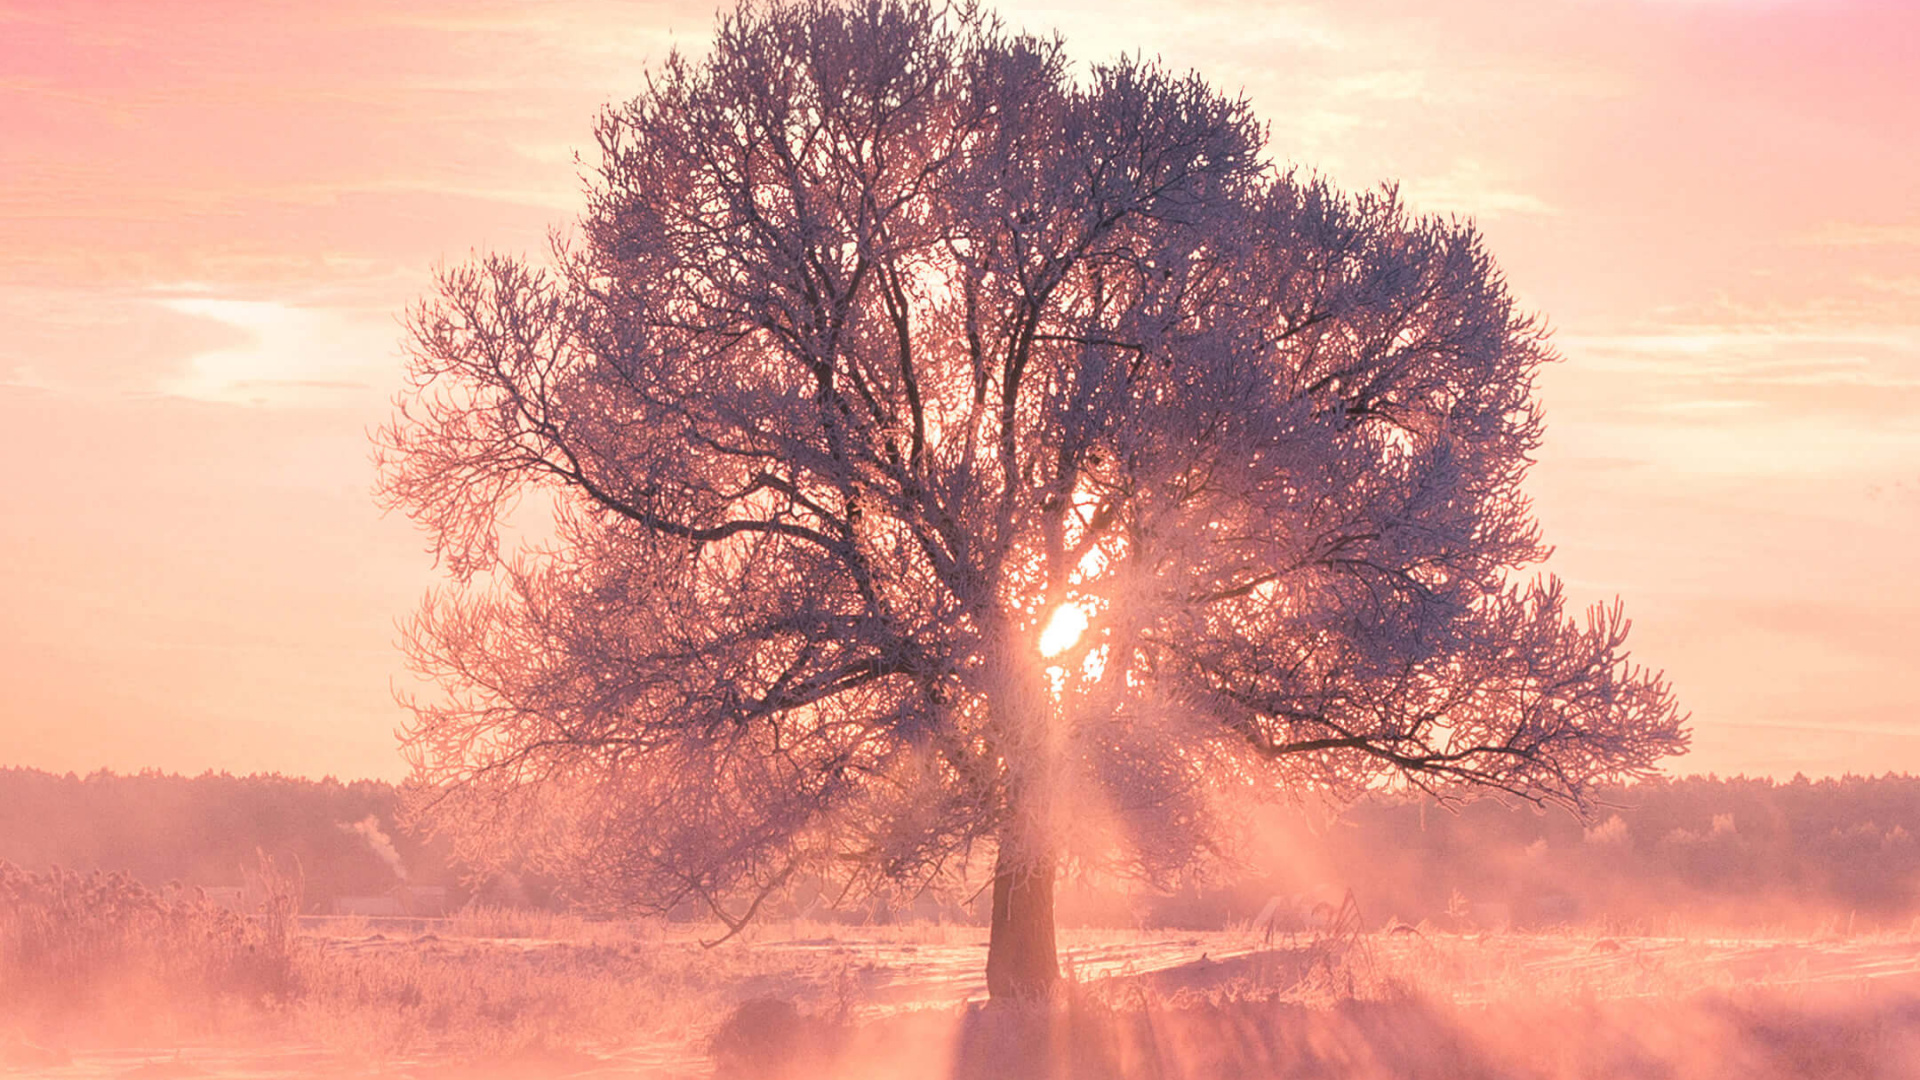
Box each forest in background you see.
[1136,773,1920,934]
[0,768,458,910]
[3,767,1917,932]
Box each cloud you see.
[1564,329,1918,377]
[1858,275,1920,297]
[1554,320,1920,420]
[0,288,253,391]
[0,282,404,408]
[1650,399,1763,414]
[155,296,399,406]
[1802,223,1920,248]
[1399,158,1558,219]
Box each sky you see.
[1,0,1915,783]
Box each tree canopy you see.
[377,0,1685,997]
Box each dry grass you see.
[734,984,1920,1080]
[279,923,895,1068]
[0,859,299,1040]
[711,925,1920,1080]
[435,904,667,943]
[708,918,1920,1079]
[8,877,1920,1079]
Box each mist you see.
[3,0,1915,1073]
[7,767,1920,1076]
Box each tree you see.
[376,0,1686,999]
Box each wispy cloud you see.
[1802,223,1920,248]
[1401,158,1558,218]
[156,296,398,406]
[1,0,1915,781]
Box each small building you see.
[199,885,247,911]
[1467,900,1512,932]
[1525,891,1583,926]
[332,894,405,917]
[331,885,448,917]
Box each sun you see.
[1037,601,1091,659]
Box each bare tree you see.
[377,0,1685,998]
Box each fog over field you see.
[3,0,1917,1075]
[10,769,1920,1076]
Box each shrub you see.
[0,855,299,1030]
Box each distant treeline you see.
[1134,773,1920,933]
[0,768,453,911]
[8,768,1920,930]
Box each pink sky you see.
[1,0,1915,782]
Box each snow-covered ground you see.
[13,924,1920,1077]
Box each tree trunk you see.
[985,843,1058,999]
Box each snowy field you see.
[11,919,1920,1078]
